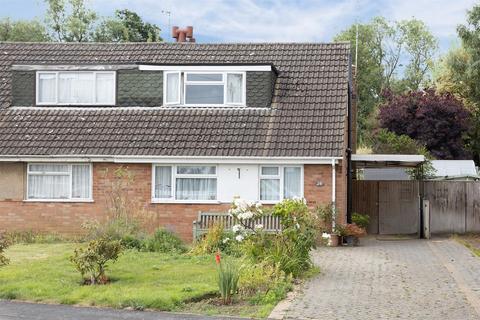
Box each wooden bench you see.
[192,211,282,240]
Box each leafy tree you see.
[45,0,97,42]
[378,89,471,160]
[335,17,437,144]
[372,129,436,179]
[94,9,162,42]
[0,18,50,42]
[398,19,437,91]
[434,4,480,163]
[372,128,428,155]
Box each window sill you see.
[151,199,222,205]
[23,199,94,203]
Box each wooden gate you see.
[352,180,420,235]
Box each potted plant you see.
[332,224,347,247]
[343,223,366,246]
[352,213,370,232]
[316,203,340,246]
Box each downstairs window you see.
[153,165,217,201]
[27,163,92,200]
[260,166,302,202]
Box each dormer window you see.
[36,71,116,105]
[164,71,245,106]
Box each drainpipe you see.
[346,59,353,224]
[331,158,336,230]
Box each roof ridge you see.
[0,41,350,46]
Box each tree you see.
[335,17,437,145]
[378,89,471,159]
[435,4,480,163]
[398,19,438,91]
[94,9,162,42]
[45,0,97,42]
[0,18,50,42]
[372,129,436,179]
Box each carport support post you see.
[419,163,425,238]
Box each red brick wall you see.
[0,162,346,241]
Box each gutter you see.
[0,155,342,165]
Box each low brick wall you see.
[0,162,346,242]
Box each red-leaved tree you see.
[378,89,472,159]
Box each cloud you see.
[92,0,363,42]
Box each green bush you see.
[70,238,123,285]
[315,203,334,232]
[190,223,239,255]
[120,234,144,250]
[143,229,186,253]
[238,199,317,277]
[0,234,10,266]
[238,260,289,297]
[352,213,370,230]
[216,257,240,304]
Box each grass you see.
[454,234,480,257]
[0,243,283,318]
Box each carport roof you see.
[352,154,425,168]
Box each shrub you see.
[233,198,317,277]
[0,234,10,266]
[70,238,123,285]
[190,223,240,255]
[120,234,144,250]
[216,253,240,304]
[315,203,334,233]
[238,260,289,297]
[143,229,186,253]
[352,213,370,230]
[83,166,154,243]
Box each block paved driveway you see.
[285,237,480,320]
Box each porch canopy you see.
[352,154,425,168]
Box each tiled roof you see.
[0,42,350,157]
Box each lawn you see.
[0,243,276,318]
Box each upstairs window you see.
[164,71,245,106]
[36,71,115,105]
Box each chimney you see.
[172,26,196,43]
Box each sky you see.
[1,0,477,55]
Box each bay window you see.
[260,166,303,202]
[36,71,115,105]
[164,71,245,106]
[153,165,217,202]
[27,163,92,200]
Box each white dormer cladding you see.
[139,64,272,107]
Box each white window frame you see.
[35,71,116,106]
[25,163,93,202]
[151,164,219,203]
[163,71,246,107]
[163,71,181,105]
[258,165,304,204]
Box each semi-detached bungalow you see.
[0,42,355,241]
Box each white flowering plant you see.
[228,198,265,242]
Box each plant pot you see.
[329,234,340,247]
[344,235,356,247]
